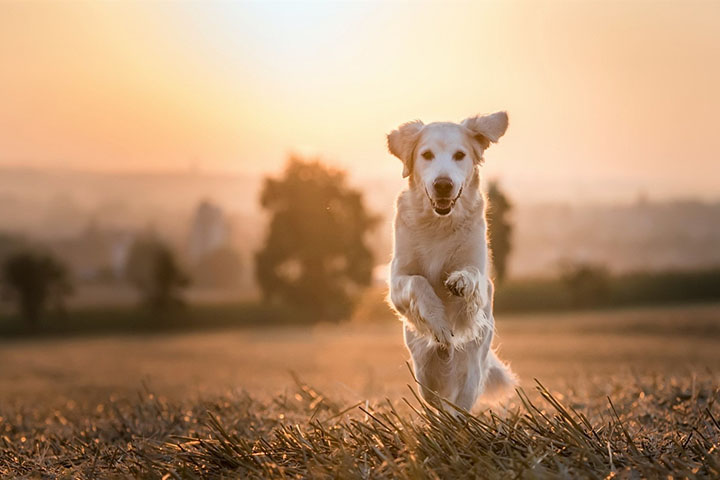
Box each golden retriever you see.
[387,112,517,412]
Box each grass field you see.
[2,303,720,477]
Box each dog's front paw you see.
[445,270,474,298]
[409,297,453,347]
[446,269,490,315]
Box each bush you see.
[0,249,72,326]
[125,237,189,312]
[560,262,611,308]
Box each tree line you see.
[0,156,515,327]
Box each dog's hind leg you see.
[404,325,455,409]
[449,335,497,412]
[452,351,483,412]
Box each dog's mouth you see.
[426,187,463,216]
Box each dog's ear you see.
[387,120,424,178]
[461,111,509,151]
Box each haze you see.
[1,1,719,203]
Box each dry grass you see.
[2,303,720,478]
[1,372,719,478]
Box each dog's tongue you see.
[433,199,453,215]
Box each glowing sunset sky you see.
[1,1,719,202]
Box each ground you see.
[1,303,720,477]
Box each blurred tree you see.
[0,233,23,262]
[125,237,189,311]
[1,249,72,326]
[486,180,513,283]
[560,261,611,308]
[0,234,25,284]
[193,247,242,288]
[255,157,378,322]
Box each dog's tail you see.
[482,349,518,402]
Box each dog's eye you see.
[453,151,466,161]
[421,150,434,160]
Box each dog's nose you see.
[433,177,454,197]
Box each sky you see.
[1,1,719,203]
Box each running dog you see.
[387,111,517,411]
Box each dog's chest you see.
[413,231,461,286]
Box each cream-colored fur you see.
[387,112,517,412]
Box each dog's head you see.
[387,112,508,216]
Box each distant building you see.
[187,200,231,264]
[109,231,135,278]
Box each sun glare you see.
[0,1,719,200]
